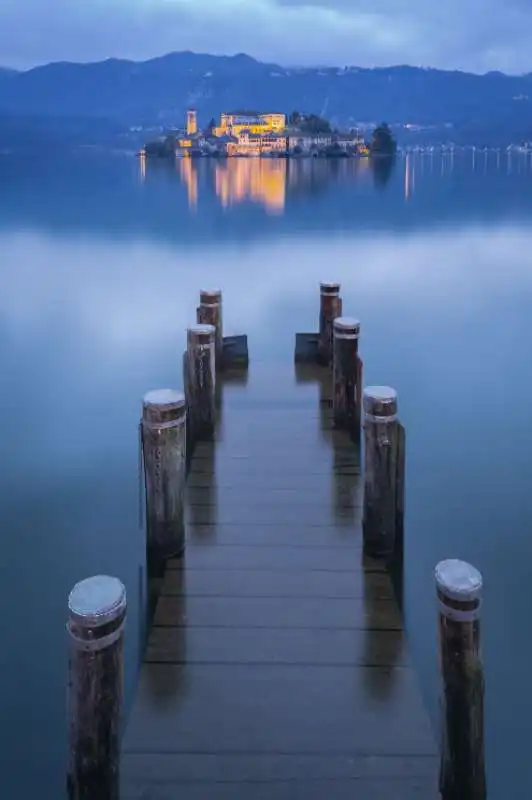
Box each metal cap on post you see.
[67,576,127,800]
[188,323,216,347]
[320,282,340,297]
[142,389,186,428]
[199,289,222,305]
[363,385,398,422]
[68,575,127,639]
[333,316,361,340]
[435,559,483,611]
[435,559,486,799]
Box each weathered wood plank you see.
[172,543,369,572]
[184,504,361,526]
[180,525,379,555]
[161,568,394,599]
[121,752,439,782]
[121,776,438,799]
[186,472,361,490]
[153,595,402,630]
[146,626,407,667]
[122,663,436,756]
[186,486,362,507]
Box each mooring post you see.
[141,389,187,568]
[436,559,486,800]
[185,324,216,448]
[197,289,223,370]
[318,282,342,366]
[332,316,361,439]
[362,385,403,559]
[67,575,127,800]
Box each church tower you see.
[186,109,198,136]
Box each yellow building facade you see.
[214,111,287,139]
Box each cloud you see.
[1,0,532,73]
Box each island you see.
[140,109,396,159]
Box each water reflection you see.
[146,566,189,704]
[331,432,361,528]
[187,443,217,530]
[361,564,404,700]
[370,156,396,189]
[214,158,286,214]
[178,158,198,210]
[140,155,382,213]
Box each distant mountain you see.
[0,51,531,144]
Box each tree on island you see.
[289,111,331,134]
[289,110,301,126]
[370,123,397,155]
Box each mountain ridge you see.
[0,51,531,145]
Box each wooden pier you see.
[120,362,439,799]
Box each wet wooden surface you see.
[121,363,438,799]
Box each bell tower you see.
[186,109,198,136]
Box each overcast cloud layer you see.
[1,0,532,74]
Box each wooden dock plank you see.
[145,626,408,666]
[121,775,438,799]
[160,568,394,600]
[121,752,439,782]
[121,364,437,798]
[153,595,401,629]
[122,663,435,755]
[180,525,375,551]
[170,543,374,572]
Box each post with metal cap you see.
[197,289,223,370]
[185,324,216,452]
[436,559,486,800]
[141,389,187,569]
[332,316,362,440]
[67,575,127,800]
[318,282,342,366]
[362,386,402,559]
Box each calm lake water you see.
[1,150,532,798]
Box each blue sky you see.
[1,0,531,73]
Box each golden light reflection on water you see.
[214,159,287,214]
[178,158,198,210]
[139,150,532,208]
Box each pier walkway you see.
[121,363,438,799]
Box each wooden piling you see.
[362,385,401,559]
[141,389,187,568]
[67,575,127,800]
[185,324,216,447]
[318,282,342,366]
[197,289,223,370]
[332,316,361,438]
[435,559,486,800]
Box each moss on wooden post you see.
[362,385,400,559]
[197,289,223,370]
[436,559,486,800]
[332,316,361,439]
[141,389,187,568]
[185,324,216,446]
[67,575,127,800]
[318,282,342,366]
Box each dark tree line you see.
[370,122,397,155]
